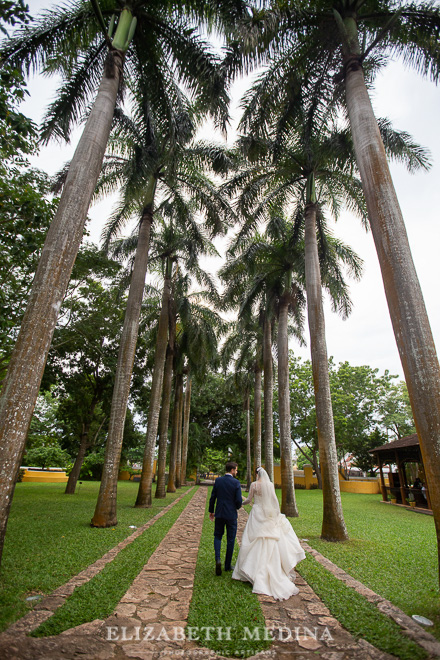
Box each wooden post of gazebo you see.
[395,450,407,504]
[378,455,387,501]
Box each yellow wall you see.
[190,463,380,494]
[339,479,380,494]
[119,461,157,481]
[21,469,68,483]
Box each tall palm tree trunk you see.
[167,373,183,493]
[66,396,103,495]
[180,374,192,486]
[135,271,172,507]
[263,317,274,481]
[304,202,348,541]
[0,48,127,551]
[345,60,440,568]
[253,362,262,474]
[245,391,251,490]
[155,307,176,499]
[175,376,184,488]
[65,426,90,495]
[278,296,298,517]
[91,210,152,525]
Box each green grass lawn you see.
[286,489,440,641]
[187,489,271,658]
[0,480,191,632]
[1,482,438,658]
[187,487,431,659]
[32,487,197,637]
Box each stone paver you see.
[5,486,195,636]
[0,485,438,660]
[232,508,397,660]
[301,540,440,658]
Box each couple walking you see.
[209,462,305,601]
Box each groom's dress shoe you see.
[215,561,222,576]
[224,565,234,572]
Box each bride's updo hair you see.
[256,467,262,479]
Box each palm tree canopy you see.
[0,0,250,142]
[230,1,440,86]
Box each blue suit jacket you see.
[209,474,242,520]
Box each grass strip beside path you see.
[187,487,270,658]
[0,481,191,632]
[296,553,427,660]
[32,486,197,637]
[285,490,439,641]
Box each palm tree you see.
[0,0,244,561]
[180,371,192,486]
[155,292,177,499]
[89,105,233,524]
[173,278,225,487]
[234,0,440,563]
[221,324,257,488]
[220,276,265,477]
[222,221,306,515]
[262,312,275,483]
[134,209,221,506]
[233,74,428,537]
[221,227,304,514]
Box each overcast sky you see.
[21,0,440,382]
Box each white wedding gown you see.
[232,480,306,600]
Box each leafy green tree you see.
[330,361,395,460]
[350,428,387,476]
[380,381,415,440]
[0,68,57,384]
[0,0,243,562]
[188,372,245,468]
[41,246,131,494]
[235,0,440,567]
[200,447,229,475]
[23,445,71,471]
[288,354,321,485]
[25,389,61,450]
[288,355,414,477]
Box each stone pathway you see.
[4,486,195,637]
[0,486,438,660]
[233,508,396,660]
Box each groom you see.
[209,461,242,576]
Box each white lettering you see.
[243,626,260,640]
[216,626,232,640]
[320,627,333,641]
[156,626,170,641]
[172,626,186,641]
[200,626,216,640]
[186,626,200,641]
[106,626,119,641]
[303,627,318,641]
[277,626,293,642]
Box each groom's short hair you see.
[225,461,238,472]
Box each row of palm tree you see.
[1,0,440,580]
[0,0,244,563]
[233,0,440,564]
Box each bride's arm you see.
[242,482,255,506]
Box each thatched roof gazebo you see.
[369,434,432,512]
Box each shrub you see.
[23,445,71,470]
[79,451,105,480]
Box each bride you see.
[232,467,306,600]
